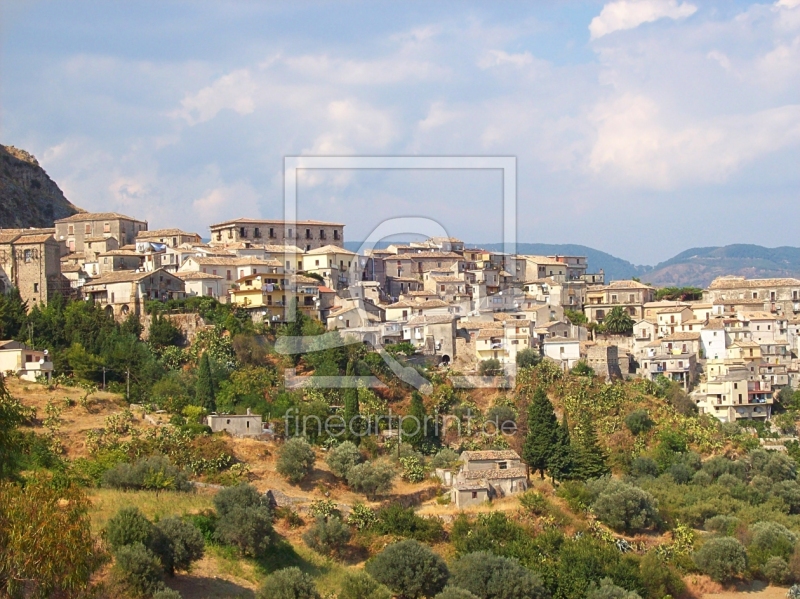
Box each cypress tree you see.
[522,386,559,479]
[195,352,217,412]
[547,412,574,483]
[571,412,610,480]
[403,391,428,448]
[343,360,361,443]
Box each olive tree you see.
[448,551,549,599]
[257,567,320,599]
[366,539,449,599]
[693,537,747,582]
[277,438,316,483]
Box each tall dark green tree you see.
[571,413,610,480]
[195,352,217,412]
[547,412,574,483]
[403,391,428,449]
[0,374,25,480]
[0,288,28,340]
[343,360,361,443]
[522,386,559,479]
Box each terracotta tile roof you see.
[56,212,141,223]
[174,271,223,280]
[305,244,357,255]
[661,332,702,341]
[460,450,520,461]
[406,315,455,326]
[387,300,416,309]
[418,300,450,309]
[186,256,280,267]
[83,270,154,285]
[657,306,691,314]
[462,468,527,481]
[708,276,800,289]
[137,228,200,239]
[209,217,344,228]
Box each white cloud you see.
[172,68,257,125]
[590,0,697,39]
[589,94,800,187]
[477,49,534,69]
[777,0,800,9]
[192,181,261,225]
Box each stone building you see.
[584,343,630,379]
[205,409,266,437]
[0,229,65,306]
[81,268,185,319]
[448,450,528,508]
[208,218,344,251]
[55,212,148,254]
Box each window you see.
[240,227,247,238]
[333,230,340,240]
[226,270,231,280]
[305,229,312,239]
[753,292,758,299]
[104,222,110,233]
[254,227,261,238]
[629,294,635,302]
[345,319,350,327]
[320,229,325,239]
[499,461,508,470]
[315,260,320,266]
[471,491,478,499]
[23,249,32,262]
[33,283,39,293]
[611,294,618,302]
[68,224,74,235]
[85,224,91,234]
[288,228,293,238]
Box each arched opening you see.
[440,355,450,366]
[104,305,114,318]
[121,304,130,315]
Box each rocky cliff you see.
[0,144,83,228]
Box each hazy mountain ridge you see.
[0,144,83,229]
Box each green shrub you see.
[630,457,659,478]
[693,537,747,582]
[106,507,156,552]
[763,556,792,584]
[478,359,503,377]
[556,480,593,512]
[519,490,549,516]
[184,510,217,543]
[366,539,449,599]
[435,588,479,599]
[214,506,273,557]
[624,410,654,436]
[449,551,548,599]
[325,441,362,479]
[716,473,742,488]
[773,480,800,513]
[339,570,392,599]
[347,503,378,530]
[516,348,542,369]
[302,516,351,556]
[257,567,320,599]
[748,521,797,565]
[639,552,685,599]
[586,578,641,599]
[347,461,396,499]
[152,517,204,575]
[400,456,426,483]
[277,438,316,483]
[592,480,659,533]
[213,482,267,516]
[704,515,739,536]
[667,462,694,484]
[153,588,183,599]
[114,542,164,596]
[692,470,712,486]
[102,455,191,493]
[430,448,460,470]
[373,504,445,543]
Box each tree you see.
[693,537,747,582]
[522,386,559,479]
[213,483,268,516]
[214,505,273,557]
[366,539,449,599]
[564,309,588,326]
[602,307,634,336]
[403,391,429,449]
[343,360,362,443]
[548,412,574,483]
[586,578,642,599]
[448,551,549,599]
[149,315,183,349]
[624,410,654,436]
[120,311,143,339]
[347,461,396,500]
[113,542,164,596]
[0,374,25,480]
[0,477,97,598]
[257,567,320,599]
[0,288,28,339]
[591,480,659,533]
[277,437,316,483]
[152,517,204,575]
[571,413,610,481]
[302,516,351,556]
[195,352,217,412]
[515,348,541,369]
[478,359,503,376]
[325,440,362,479]
[339,570,392,599]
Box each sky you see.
[1,0,799,266]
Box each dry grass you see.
[87,488,216,533]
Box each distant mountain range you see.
[347,241,800,288]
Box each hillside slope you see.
[644,244,800,287]
[0,144,82,228]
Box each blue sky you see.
[1,0,798,265]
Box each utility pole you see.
[102,367,106,391]
[126,367,130,401]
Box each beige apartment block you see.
[704,276,800,316]
[55,212,148,254]
[82,268,185,319]
[208,218,344,251]
[136,228,202,248]
[585,280,656,323]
